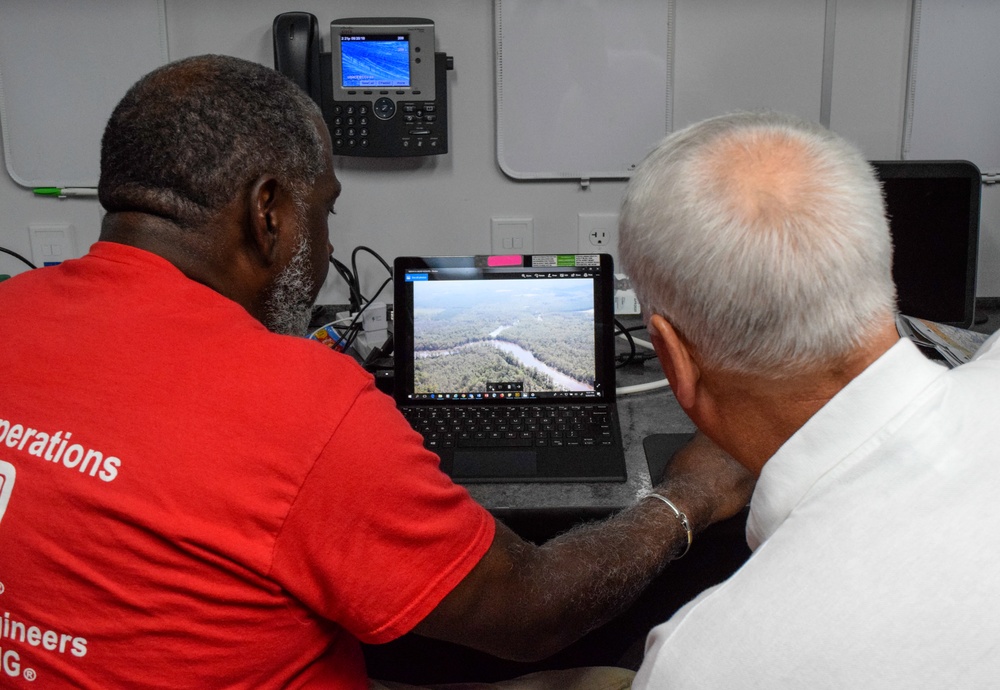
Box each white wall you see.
[1,0,997,301]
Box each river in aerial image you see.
[416,339,593,392]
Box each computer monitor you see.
[872,160,981,328]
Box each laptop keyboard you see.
[401,404,616,450]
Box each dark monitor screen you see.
[872,160,981,328]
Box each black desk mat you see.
[642,432,695,484]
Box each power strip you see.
[614,274,641,315]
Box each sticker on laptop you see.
[533,254,600,267]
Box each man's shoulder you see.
[229,328,378,408]
[972,329,1000,361]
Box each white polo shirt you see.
[635,333,1000,689]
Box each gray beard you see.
[261,235,315,336]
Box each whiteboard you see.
[903,0,1000,175]
[495,0,829,182]
[0,0,167,188]
[495,0,674,181]
[671,0,826,131]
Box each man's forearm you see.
[414,487,701,662]
[412,433,754,662]
[510,492,698,658]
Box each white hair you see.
[619,111,896,377]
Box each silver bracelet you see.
[644,492,693,558]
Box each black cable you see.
[351,245,392,274]
[363,332,394,369]
[350,245,393,303]
[326,246,393,358]
[614,322,659,367]
[0,246,37,270]
[330,255,362,313]
[614,318,637,368]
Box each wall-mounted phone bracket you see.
[273,14,453,158]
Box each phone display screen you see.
[340,34,410,88]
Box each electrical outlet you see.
[578,213,618,265]
[29,223,75,267]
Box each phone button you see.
[373,97,396,120]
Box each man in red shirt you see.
[0,55,752,688]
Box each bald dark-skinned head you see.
[98,54,340,335]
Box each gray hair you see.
[99,54,325,228]
[619,111,896,377]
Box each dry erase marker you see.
[32,187,98,198]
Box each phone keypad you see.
[330,101,442,155]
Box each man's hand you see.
[656,431,756,531]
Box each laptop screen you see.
[393,254,617,406]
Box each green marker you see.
[32,187,98,198]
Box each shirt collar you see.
[745,338,946,550]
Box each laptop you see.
[872,160,981,328]
[393,253,627,483]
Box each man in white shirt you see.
[619,110,1000,687]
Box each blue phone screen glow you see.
[341,35,410,88]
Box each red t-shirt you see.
[0,242,495,688]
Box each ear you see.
[247,175,295,267]
[647,314,701,411]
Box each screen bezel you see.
[330,18,436,102]
[393,255,618,407]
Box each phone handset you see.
[272,12,322,106]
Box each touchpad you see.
[452,449,538,479]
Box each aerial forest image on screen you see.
[413,278,596,395]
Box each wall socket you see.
[29,223,75,267]
[578,213,618,265]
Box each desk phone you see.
[273,13,452,158]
